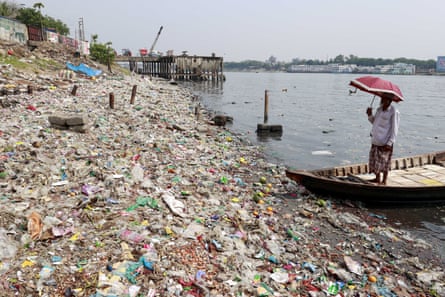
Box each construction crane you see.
[139,26,163,57]
[149,26,163,56]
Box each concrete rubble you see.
[0,45,444,297]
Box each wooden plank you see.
[387,176,418,186]
[420,171,442,178]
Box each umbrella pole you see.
[370,96,376,107]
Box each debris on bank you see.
[0,42,443,297]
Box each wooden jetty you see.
[115,54,224,81]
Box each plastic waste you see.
[302,262,317,273]
[127,196,159,211]
[344,255,363,275]
[81,184,102,196]
[162,192,186,217]
[139,256,154,271]
[27,211,43,240]
[270,271,289,283]
[37,266,55,292]
[95,272,126,296]
[131,163,144,183]
[254,249,265,259]
[258,282,274,296]
[119,229,145,244]
[286,228,300,241]
[326,281,340,295]
[268,255,279,264]
[0,228,18,260]
[196,270,206,282]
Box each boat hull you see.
[286,151,445,206]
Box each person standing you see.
[366,94,400,185]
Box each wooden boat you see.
[285,150,445,206]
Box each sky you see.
[18,0,445,62]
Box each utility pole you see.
[78,17,85,41]
[77,17,86,55]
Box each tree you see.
[0,1,21,18]
[33,2,44,11]
[16,6,69,35]
[267,55,277,65]
[32,2,44,39]
[44,16,69,35]
[16,8,40,26]
[89,34,115,69]
[333,54,345,64]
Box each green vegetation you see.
[224,54,437,73]
[0,0,20,18]
[0,53,62,73]
[89,34,115,67]
[0,54,28,69]
[32,56,61,70]
[0,1,69,35]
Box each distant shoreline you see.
[223,69,445,76]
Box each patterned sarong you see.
[369,144,393,174]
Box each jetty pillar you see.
[256,89,283,137]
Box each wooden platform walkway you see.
[115,55,224,81]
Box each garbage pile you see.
[0,69,444,296]
[0,39,117,95]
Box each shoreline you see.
[0,72,443,296]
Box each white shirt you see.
[368,105,400,146]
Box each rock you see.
[48,113,89,132]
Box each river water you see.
[182,72,445,257]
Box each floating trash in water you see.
[312,150,334,156]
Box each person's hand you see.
[366,107,372,116]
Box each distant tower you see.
[78,17,85,41]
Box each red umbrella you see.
[349,76,404,102]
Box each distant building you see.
[392,63,416,75]
[436,56,445,73]
[287,63,415,74]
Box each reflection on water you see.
[256,134,283,142]
[182,72,445,259]
[423,222,445,240]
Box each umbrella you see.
[349,76,404,103]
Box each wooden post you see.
[194,104,200,120]
[71,85,78,96]
[264,89,269,124]
[130,85,137,104]
[109,92,115,109]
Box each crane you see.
[148,26,163,56]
